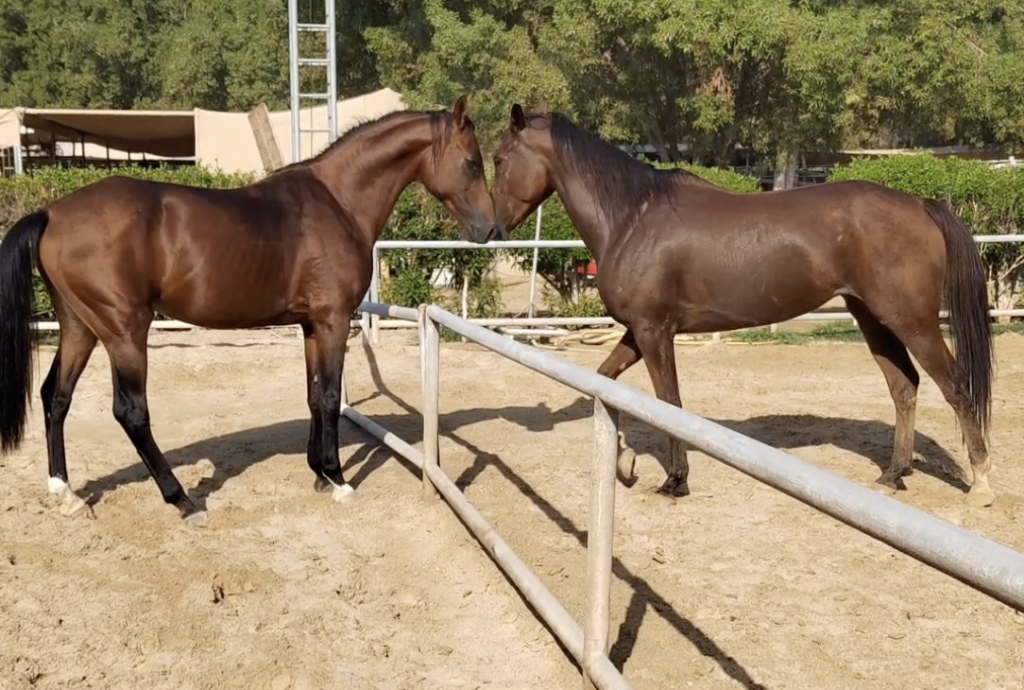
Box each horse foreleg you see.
[633,324,690,498]
[595,329,642,485]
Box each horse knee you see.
[113,392,149,436]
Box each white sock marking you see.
[48,477,69,497]
[329,480,356,503]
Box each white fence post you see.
[420,305,440,501]
[370,244,381,345]
[528,203,544,319]
[583,397,618,689]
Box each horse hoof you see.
[656,477,690,498]
[874,473,906,492]
[964,488,996,508]
[617,448,638,488]
[314,476,333,494]
[59,494,94,520]
[332,483,356,504]
[183,510,209,528]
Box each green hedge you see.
[0,165,258,232]
[3,155,1023,323]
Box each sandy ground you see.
[2,325,1024,690]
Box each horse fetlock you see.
[47,476,70,498]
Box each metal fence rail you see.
[340,298,1024,689]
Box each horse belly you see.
[155,257,299,329]
[677,258,835,332]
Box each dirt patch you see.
[2,327,1023,690]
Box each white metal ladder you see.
[287,0,338,163]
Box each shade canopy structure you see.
[0,87,407,175]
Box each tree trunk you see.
[989,268,1021,324]
[647,122,672,163]
[773,142,799,190]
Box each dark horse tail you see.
[922,198,993,440]
[0,210,50,454]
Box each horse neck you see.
[549,162,619,263]
[309,114,434,245]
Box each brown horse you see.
[0,96,497,526]
[488,103,997,507]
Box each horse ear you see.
[451,95,469,129]
[510,103,527,132]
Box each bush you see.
[377,185,503,318]
[828,154,1024,312]
[0,164,257,232]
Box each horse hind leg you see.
[103,321,206,525]
[844,297,919,491]
[874,310,994,507]
[42,298,98,518]
[596,328,643,486]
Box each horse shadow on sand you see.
[76,336,970,689]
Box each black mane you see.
[541,112,714,227]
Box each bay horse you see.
[0,95,497,526]
[488,103,996,508]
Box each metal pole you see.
[287,0,300,164]
[583,398,618,689]
[325,0,338,142]
[425,303,1024,613]
[12,141,23,175]
[421,307,440,501]
[370,245,380,344]
[527,203,544,319]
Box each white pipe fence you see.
[340,298,1024,689]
